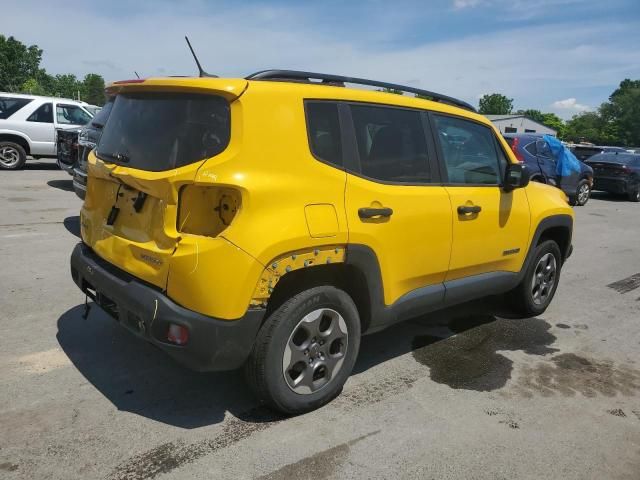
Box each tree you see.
[52,74,82,99]
[605,79,640,146]
[20,78,47,95]
[82,74,106,106]
[0,35,43,92]
[478,93,513,115]
[541,113,565,138]
[378,87,403,95]
[515,109,545,124]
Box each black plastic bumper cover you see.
[70,243,265,371]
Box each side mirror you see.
[503,163,530,192]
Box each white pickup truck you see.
[0,93,94,170]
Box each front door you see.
[344,103,452,307]
[431,113,530,281]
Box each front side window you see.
[0,97,33,119]
[433,115,503,185]
[97,92,230,172]
[350,104,431,183]
[56,104,92,125]
[306,102,342,166]
[27,103,53,123]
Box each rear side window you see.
[524,142,537,156]
[433,115,502,185]
[306,102,342,167]
[0,97,33,119]
[90,99,114,127]
[27,103,53,123]
[97,92,230,172]
[350,104,431,183]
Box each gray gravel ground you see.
[1,161,639,480]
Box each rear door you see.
[431,113,530,281]
[23,102,55,155]
[536,139,566,188]
[343,103,452,307]
[81,86,240,288]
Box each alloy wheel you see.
[0,146,21,168]
[577,184,590,205]
[531,253,557,306]
[282,308,348,394]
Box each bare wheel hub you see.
[282,308,348,395]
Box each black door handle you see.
[358,207,393,219]
[457,205,481,215]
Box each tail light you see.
[178,186,241,237]
[167,323,189,345]
[510,137,524,163]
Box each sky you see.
[4,0,640,119]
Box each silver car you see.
[0,93,93,170]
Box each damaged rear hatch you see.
[80,78,246,288]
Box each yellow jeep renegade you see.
[70,70,573,413]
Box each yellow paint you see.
[304,204,339,238]
[82,76,573,320]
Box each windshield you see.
[96,92,230,171]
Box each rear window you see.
[96,92,230,171]
[0,97,33,119]
[305,102,342,167]
[589,153,639,165]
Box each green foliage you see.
[564,79,640,146]
[378,87,403,95]
[1,34,106,106]
[515,109,545,124]
[478,93,513,115]
[0,35,43,92]
[415,93,433,100]
[541,113,565,138]
[20,78,47,95]
[82,74,106,106]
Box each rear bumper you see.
[70,243,265,371]
[593,177,630,194]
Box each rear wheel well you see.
[0,134,30,155]
[266,264,372,333]
[537,226,570,262]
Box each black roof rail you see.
[245,69,476,112]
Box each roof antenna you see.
[185,36,218,78]
[134,71,140,79]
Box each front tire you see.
[509,240,562,317]
[245,286,361,414]
[628,182,640,202]
[0,142,27,170]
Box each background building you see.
[486,114,557,136]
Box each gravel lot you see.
[1,161,639,480]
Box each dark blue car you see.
[503,133,594,206]
[586,152,640,202]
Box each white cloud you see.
[2,0,639,117]
[551,98,591,111]
[453,0,484,9]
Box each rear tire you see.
[245,286,361,414]
[0,142,27,170]
[508,240,562,317]
[572,179,591,206]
